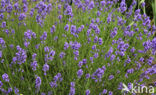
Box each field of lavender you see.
[0,0,156,95]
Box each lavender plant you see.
[0,0,155,95]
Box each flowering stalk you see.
[152,0,156,25]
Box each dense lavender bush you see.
[0,0,155,95]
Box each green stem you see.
[154,0,156,25]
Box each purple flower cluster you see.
[119,0,127,13]
[0,51,2,58]
[91,66,106,82]
[0,81,3,88]
[24,30,36,40]
[19,13,26,21]
[110,27,118,38]
[64,5,73,17]
[0,38,5,48]
[77,69,83,78]
[35,76,41,93]
[49,73,62,88]
[69,82,75,95]
[51,25,56,34]
[1,21,6,28]
[2,73,9,82]
[42,63,49,75]
[35,1,52,26]
[24,30,36,47]
[40,32,47,41]
[85,89,90,95]
[44,47,56,63]
[116,40,129,56]
[12,46,27,65]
